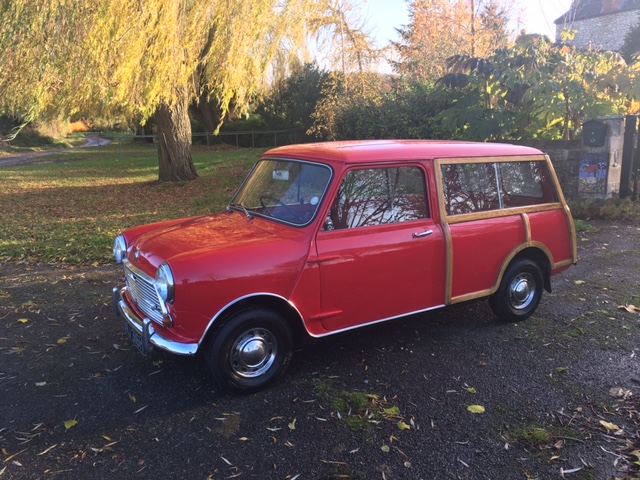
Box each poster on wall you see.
[579,152,608,195]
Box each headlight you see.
[155,263,175,304]
[113,235,127,264]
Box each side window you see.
[326,167,428,230]
[441,163,499,215]
[442,160,559,216]
[499,161,558,207]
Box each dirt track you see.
[1,220,639,479]
[0,136,110,167]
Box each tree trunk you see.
[189,93,222,134]
[155,89,198,182]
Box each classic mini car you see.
[113,140,577,392]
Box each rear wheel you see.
[489,259,543,322]
[206,308,293,393]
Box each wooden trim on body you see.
[444,203,564,225]
[448,240,557,305]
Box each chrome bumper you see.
[113,287,198,356]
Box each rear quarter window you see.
[441,160,558,216]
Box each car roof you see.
[261,140,545,166]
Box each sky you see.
[361,0,574,48]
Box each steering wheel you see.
[259,195,303,223]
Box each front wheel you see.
[206,308,293,393]
[489,259,543,322]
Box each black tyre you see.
[489,259,543,322]
[206,308,293,393]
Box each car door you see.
[314,165,446,333]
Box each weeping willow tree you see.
[0,0,343,181]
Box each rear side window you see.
[326,166,428,230]
[499,162,556,207]
[441,163,499,215]
[442,160,558,216]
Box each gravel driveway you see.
[1,220,639,479]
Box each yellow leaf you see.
[574,280,585,285]
[57,338,67,344]
[129,394,137,403]
[288,419,297,430]
[599,420,620,432]
[102,436,112,441]
[64,420,78,430]
[18,319,29,324]
[466,387,477,394]
[381,445,390,453]
[397,421,411,431]
[467,405,485,414]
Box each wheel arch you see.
[495,244,552,294]
[199,294,308,353]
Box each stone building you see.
[554,0,640,51]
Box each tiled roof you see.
[555,0,640,24]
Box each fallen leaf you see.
[574,280,586,285]
[618,304,640,313]
[383,406,400,416]
[129,394,136,403]
[404,461,412,468]
[35,382,46,387]
[609,387,625,398]
[64,420,78,430]
[57,338,67,344]
[381,445,390,453]
[599,420,620,432]
[37,444,58,456]
[18,319,28,324]
[397,421,411,431]
[467,405,485,414]
[466,387,477,394]
[288,419,296,430]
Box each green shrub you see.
[569,196,640,223]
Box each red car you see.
[113,140,577,392]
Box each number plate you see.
[124,321,146,356]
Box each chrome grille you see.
[123,263,164,324]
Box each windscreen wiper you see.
[228,202,253,219]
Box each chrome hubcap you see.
[230,328,277,378]
[509,273,535,310]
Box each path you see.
[0,135,112,167]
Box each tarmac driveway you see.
[1,220,639,479]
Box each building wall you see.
[556,10,640,50]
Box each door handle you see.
[412,229,433,238]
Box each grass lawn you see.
[0,142,264,265]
